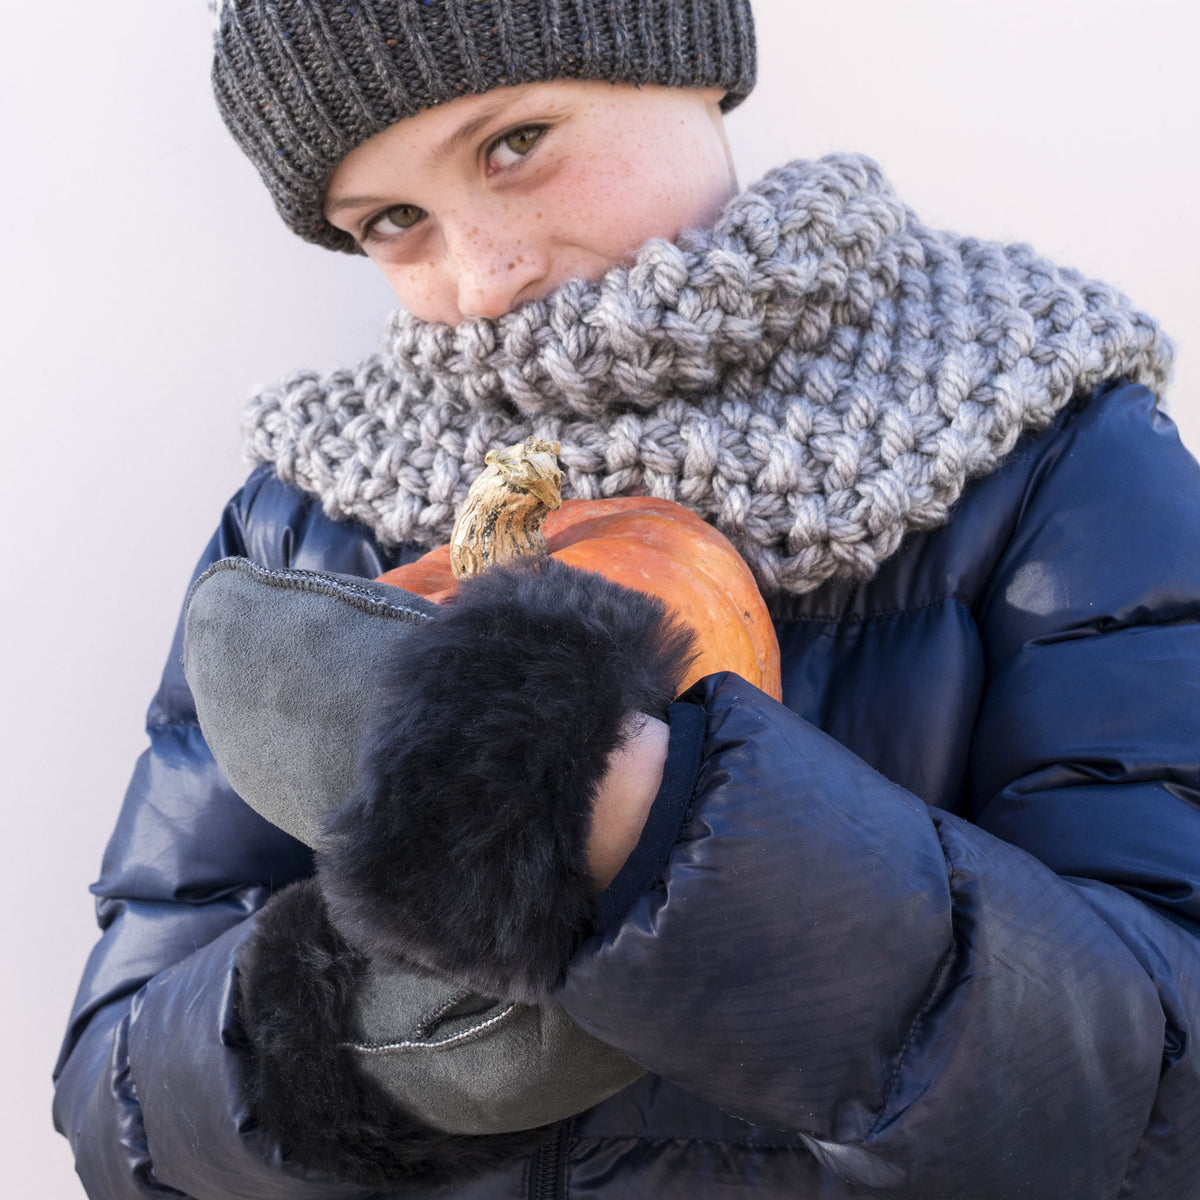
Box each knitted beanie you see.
[209,0,758,253]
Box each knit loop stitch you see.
[244,154,1174,596]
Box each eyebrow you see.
[325,100,513,218]
[431,101,510,165]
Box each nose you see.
[444,217,549,322]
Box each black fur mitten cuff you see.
[238,878,554,1187]
[318,558,695,1003]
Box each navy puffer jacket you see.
[54,381,1200,1198]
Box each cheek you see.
[378,259,452,324]
[545,162,659,258]
[560,169,720,260]
[556,137,733,258]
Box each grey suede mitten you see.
[182,558,643,1183]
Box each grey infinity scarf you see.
[244,154,1173,596]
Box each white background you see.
[2,2,1197,1195]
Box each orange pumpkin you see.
[377,441,782,701]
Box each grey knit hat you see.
[210,0,757,253]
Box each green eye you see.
[377,204,423,231]
[503,127,542,156]
[363,204,425,240]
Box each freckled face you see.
[323,81,739,324]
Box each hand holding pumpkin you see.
[322,553,699,1003]
[312,440,784,1001]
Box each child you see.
[55,2,1200,1197]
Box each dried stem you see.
[449,438,564,580]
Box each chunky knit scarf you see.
[244,154,1173,596]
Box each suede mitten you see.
[184,558,647,1180]
[238,877,563,1187]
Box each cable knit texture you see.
[244,154,1173,596]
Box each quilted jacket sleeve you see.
[51,467,398,1200]
[560,386,1200,1199]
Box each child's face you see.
[324,81,738,324]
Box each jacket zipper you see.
[529,1121,571,1200]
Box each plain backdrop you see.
[3,2,1197,1196]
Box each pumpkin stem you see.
[449,438,564,580]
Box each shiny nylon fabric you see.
[55,381,1200,1198]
